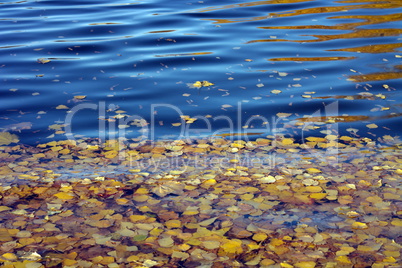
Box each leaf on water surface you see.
[192,81,202,88]
[366,123,378,129]
[0,132,19,145]
[276,113,292,118]
[271,89,282,94]
[202,81,214,87]
[56,105,69,109]
[190,80,214,88]
[281,138,294,145]
[37,58,50,64]
[221,104,232,108]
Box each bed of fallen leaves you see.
[0,135,401,268]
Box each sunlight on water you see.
[0,0,401,143]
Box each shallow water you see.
[1,0,401,144]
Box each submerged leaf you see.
[151,181,184,197]
[0,132,19,145]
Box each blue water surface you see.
[1,0,402,144]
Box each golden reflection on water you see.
[191,0,402,82]
[296,113,402,123]
[348,71,402,82]
[189,0,312,14]
[328,43,402,53]
[269,56,355,61]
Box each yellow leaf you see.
[193,81,202,88]
[202,240,221,249]
[383,256,396,263]
[310,193,327,200]
[366,123,378,129]
[199,217,218,226]
[305,186,323,192]
[129,215,147,222]
[116,198,129,205]
[1,252,18,261]
[391,219,402,227]
[0,132,19,145]
[74,95,86,100]
[306,137,326,142]
[221,239,243,254]
[165,220,182,228]
[182,210,199,215]
[54,192,75,200]
[202,81,214,87]
[56,105,69,109]
[271,89,282,94]
[158,236,174,247]
[37,58,50,64]
[252,232,268,242]
[306,168,321,174]
[336,256,352,264]
[277,113,292,118]
[339,136,353,141]
[0,206,11,212]
[104,150,118,159]
[351,222,368,229]
[295,261,316,268]
[282,138,293,145]
[222,104,232,108]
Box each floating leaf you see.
[37,58,50,64]
[282,138,294,145]
[271,89,282,94]
[56,105,69,109]
[366,123,378,129]
[351,222,368,229]
[221,104,233,108]
[193,81,202,88]
[202,81,214,87]
[277,113,292,118]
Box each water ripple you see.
[0,0,401,143]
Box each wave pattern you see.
[0,0,401,143]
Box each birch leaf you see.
[0,132,19,145]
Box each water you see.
[1,0,402,144]
[1,2,402,265]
